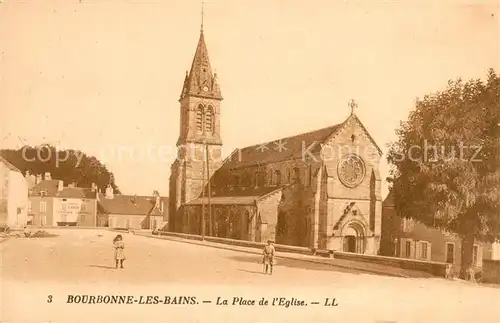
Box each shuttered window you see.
[196,105,204,133]
[415,241,431,260]
[472,245,479,266]
[205,106,214,133]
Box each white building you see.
[0,156,28,229]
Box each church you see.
[168,27,383,254]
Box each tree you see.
[0,145,121,194]
[387,69,500,279]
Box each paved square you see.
[2,229,500,323]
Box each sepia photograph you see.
[1,0,499,322]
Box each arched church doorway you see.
[341,223,365,254]
[343,236,357,252]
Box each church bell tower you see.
[177,30,223,147]
[169,26,224,232]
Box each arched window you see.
[285,167,291,183]
[275,170,281,186]
[242,173,251,187]
[215,209,222,237]
[293,167,301,184]
[196,105,204,133]
[205,106,214,133]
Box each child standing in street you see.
[113,234,125,269]
[262,239,275,275]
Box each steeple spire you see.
[201,1,204,33]
[179,18,222,101]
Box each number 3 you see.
[47,295,53,303]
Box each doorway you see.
[446,243,455,264]
[343,235,356,252]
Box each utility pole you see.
[206,143,212,236]
[201,144,206,240]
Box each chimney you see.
[35,174,42,184]
[58,180,63,192]
[91,182,97,192]
[154,191,161,209]
[25,170,30,177]
[105,184,114,199]
[44,172,51,180]
[131,194,137,205]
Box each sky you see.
[1,0,499,198]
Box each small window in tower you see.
[275,170,282,186]
[196,105,204,133]
[205,106,214,133]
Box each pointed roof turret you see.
[180,31,222,100]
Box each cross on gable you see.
[349,99,358,115]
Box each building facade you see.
[28,173,97,227]
[0,156,28,228]
[380,191,484,275]
[97,185,168,230]
[168,29,383,253]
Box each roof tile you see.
[220,123,343,170]
[98,194,168,216]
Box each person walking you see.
[262,239,275,275]
[113,234,125,269]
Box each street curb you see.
[137,233,409,278]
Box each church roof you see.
[180,31,222,100]
[188,196,257,205]
[220,123,344,170]
[189,186,283,205]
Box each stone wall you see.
[107,214,147,230]
[257,190,282,242]
[277,183,315,247]
[332,251,447,277]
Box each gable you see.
[321,115,383,156]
